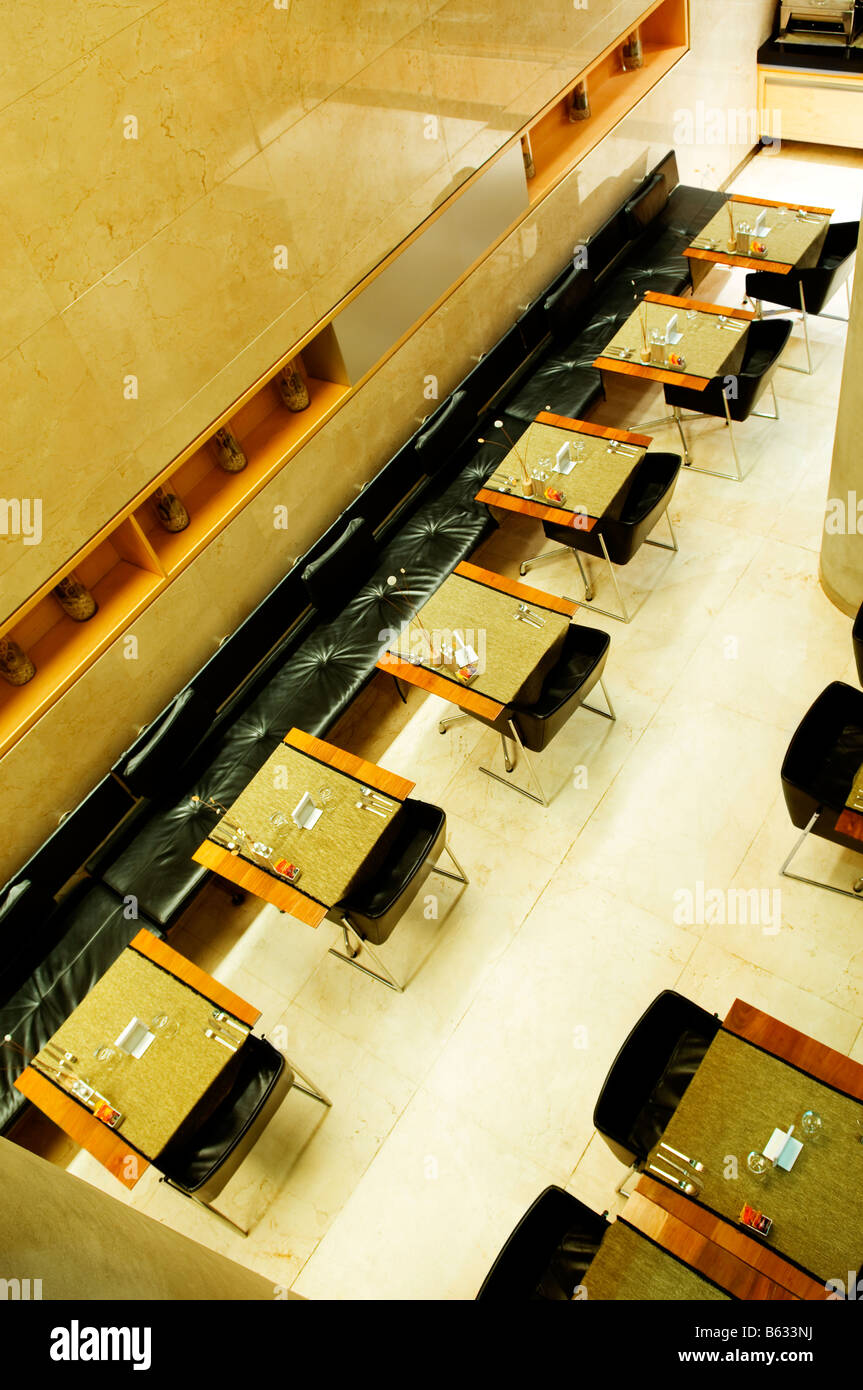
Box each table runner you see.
[844,760,863,812]
[387,571,569,707]
[35,947,245,1160]
[650,1029,863,1283]
[217,742,402,907]
[693,203,829,270]
[604,301,749,381]
[582,1218,731,1301]
[486,421,643,520]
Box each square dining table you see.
[375,560,576,726]
[475,411,652,534]
[594,291,755,392]
[685,195,833,289]
[193,727,415,928]
[638,998,863,1297]
[13,928,260,1189]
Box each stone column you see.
[820,219,863,617]
[0,1137,296,1300]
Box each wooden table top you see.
[594,292,755,392]
[376,560,576,719]
[635,998,863,1298]
[13,929,261,1188]
[476,412,652,531]
[193,728,415,926]
[685,198,833,276]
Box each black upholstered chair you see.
[593,990,720,1173]
[440,624,614,807]
[780,681,863,900]
[745,220,857,375]
[657,318,792,482]
[159,1033,330,1236]
[476,1186,609,1300]
[326,800,468,992]
[519,451,681,623]
[853,601,863,686]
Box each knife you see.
[659,1141,705,1173]
[204,1028,237,1052]
[648,1162,700,1196]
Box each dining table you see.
[13,928,260,1189]
[376,559,576,725]
[475,411,651,534]
[685,195,834,289]
[193,727,415,927]
[594,290,755,392]
[580,1214,735,1301]
[639,998,863,1297]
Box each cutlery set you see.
[648,1140,704,1195]
[513,602,545,630]
[203,1010,248,1052]
[356,786,394,817]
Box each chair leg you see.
[673,406,692,466]
[500,731,515,772]
[564,536,630,623]
[160,1178,250,1238]
[479,719,549,806]
[519,546,565,577]
[433,839,470,886]
[328,916,404,992]
[392,675,408,704]
[615,1165,641,1198]
[581,675,617,722]
[574,551,593,602]
[752,379,780,421]
[643,506,679,553]
[780,811,863,901]
[779,283,814,375]
[439,712,472,734]
[287,1058,333,1107]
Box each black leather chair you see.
[519,452,681,623]
[476,1186,609,1300]
[327,800,468,992]
[658,319,792,481]
[158,1033,330,1236]
[745,220,857,375]
[593,990,720,1170]
[853,601,863,686]
[780,681,863,900]
[440,624,614,806]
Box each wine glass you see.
[150,1013,179,1042]
[747,1150,769,1178]
[801,1109,823,1138]
[319,787,333,806]
[93,1044,119,1075]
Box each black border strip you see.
[616,1215,739,1300]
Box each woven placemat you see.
[605,301,748,380]
[695,203,829,270]
[652,1029,863,1282]
[582,1219,730,1301]
[486,422,642,520]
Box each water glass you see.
[747,1150,769,1178]
[801,1109,823,1138]
[151,1013,179,1042]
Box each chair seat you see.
[160,1034,289,1194]
[511,624,610,752]
[338,800,447,944]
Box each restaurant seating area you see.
[3,99,863,1305]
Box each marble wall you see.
[0,0,775,879]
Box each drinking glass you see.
[319,787,333,805]
[747,1150,769,1178]
[150,1013,179,1042]
[93,1045,119,1075]
[801,1109,823,1138]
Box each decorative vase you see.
[53,571,97,622]
[276,359,310,412]
[211,426,247,473]
[621,29,643,70]
[152,485,190,533]
[0,638,36,686]
[568,80,590,122]
[521,135,536,179]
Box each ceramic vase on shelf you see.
[211,426,247,473]
[621,29,643,70]
[276,358,310,412]
[567,80,590,122]
[152,485,190,533]
[521,134,536,179]
[0,637,36,686]
[52,571,97,622]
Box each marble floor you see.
[25,141,863,1299]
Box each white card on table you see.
[292,792,322,830]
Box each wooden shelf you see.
[0,525,162,751]
[525,0,689,205]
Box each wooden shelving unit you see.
[0,0,688,757]
[525,0,689,205]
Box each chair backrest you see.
[543,266,596,341]
[593,990,720,1164]
[476,1186,608,1300]
[623,171,669,240]
[2,775,135,905]
[413,389,477,471]
[301,516,379,616]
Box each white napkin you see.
[292,792,322,830]
[665,313,682,345]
